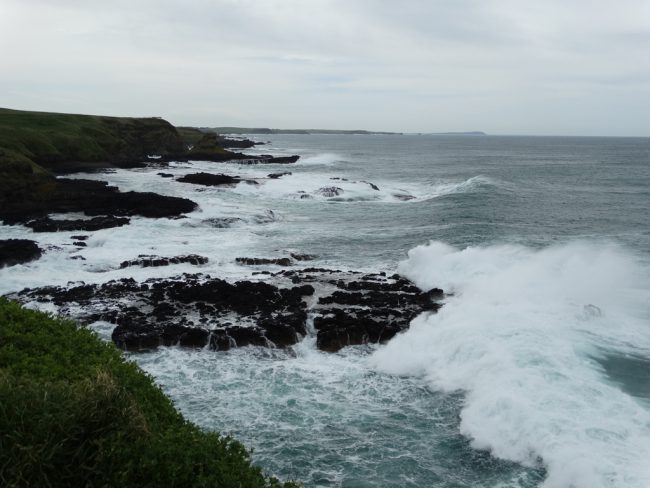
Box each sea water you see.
[2,134,649,487]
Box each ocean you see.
[1,134,650,487]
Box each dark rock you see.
[290,253,317,261]
[119,254,208,269]
[70,235,89,240]
[259,313,306,347]
[0,178,198,225]
[8,268,442,355]
[362,181,380,191]
[161,325,210,348]
[226,326,267,347]
[264,155,300,164]
[316,186,343,197]
[229,154,300,165]
[112,321,160,351]
[0,239,42,268]
[202,217,243,228]
[73,241,87,247]
[217,136,257,149]
[268,172,292,179]
[26,216,130,232]
[208,330,232,351]
[236,257,292,267]
[177,172,242,186]
[393,193,415,201]
[157,172,174,178]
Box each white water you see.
[371,241,650,488]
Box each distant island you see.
[206,127,402,135]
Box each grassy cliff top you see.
[0,299,298,487]
[0,107,185,174]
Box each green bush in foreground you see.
[0,299,298,487]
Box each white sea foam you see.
[297,152,344,166]
[370,240,650,488]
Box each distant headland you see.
[416,131,487,136]
[206,127,402,135]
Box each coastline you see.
[0,108,446,486]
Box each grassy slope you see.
[0,299,298,487]
[0,108,210,217]
[0,107,185,173]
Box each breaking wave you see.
[370,240,650,488]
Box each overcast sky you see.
[1,0,649,135]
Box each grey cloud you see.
[0,0,649,135]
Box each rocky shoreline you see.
[0,111,444,355]
[7,267,442,353]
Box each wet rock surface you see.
[26,216,130,232]
[316,186,343,197]
[119,254,208,269]
[177,172,256,187]
[0,239,43,268]
[236,257,292,267]
[268,172,292,179]
[6,269,443,353]
[0,178,198,225]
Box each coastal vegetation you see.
[0,107,185,173]
[0,108,201,225]
[0,298,298,487]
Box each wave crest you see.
[370,240,650,488]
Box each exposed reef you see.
[177,172,257,187]
[0,239,42,268]
[7,269,443,353]
[26,216,130,232]
[0,107,445,358]
[0,178,197,225]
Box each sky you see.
[1,0,649,135]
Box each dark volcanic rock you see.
[263,155,300,164]
[157,172,174,178]
[233,154,300,165]
[290,253,317,261]
[268,172,292,179]
[0,178,198,225]
[8,269,442,354]
[0,239,42,268]
[236,257,292,267]
[177,172,243,186]
[217,137,257,149]
[26,216,130,232]
[119,254,208,269]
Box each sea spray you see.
[370,240,650,488]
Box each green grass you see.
[0,107,185,172]
[187,132,231,157]
[177,126,210,147]
[0,299,298,488]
